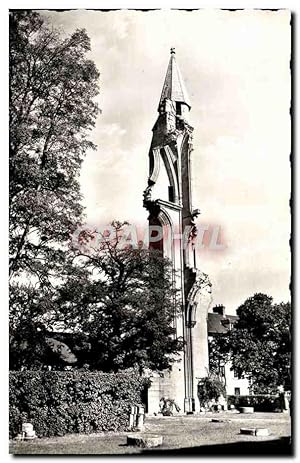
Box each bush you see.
[9,370,147,438]
[198,373,226,408]
[227,394,281,412]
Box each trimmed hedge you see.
[227,394,281,412]
[9,370,147,438]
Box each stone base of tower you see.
[147,360,185,415]
[192,316,210,413]
[146,364,202,415]
[186,270,213,413]
[146,271,213,415]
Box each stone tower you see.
[143,49,212,414]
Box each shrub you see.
[227,394,281,412]
[197,373,226,408]
[9,370,147,438]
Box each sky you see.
[42,9,291,314]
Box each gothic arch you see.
[157,207,175,264]
[149,147,160,184]
[180,130,192,154]
[186,271,212,326]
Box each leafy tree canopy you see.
[54,221,184,373]
[9,11,100,282]
[10,222,184,373]
[9,11,100,364]
[210,293,291,392]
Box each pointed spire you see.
[158,48,191,111]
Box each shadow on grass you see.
[141,437,293,456]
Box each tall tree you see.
[54,222,184,373]
[213,293,291,392]
[9,11,100,282]
[9,11,100,361]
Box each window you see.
[168,185,174,202]
[234,387,240,396]
[176,102,182,115]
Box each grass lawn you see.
[9,411,292,455]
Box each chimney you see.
[212,305,225,316]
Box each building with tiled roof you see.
[208,305,250,396]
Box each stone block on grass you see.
[255,428,270,437]
[240,427,270,437]
[239,406,254,414]
[127,434,163,448]
[240,427,256,436]
[211,418,231,423]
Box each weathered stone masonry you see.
[143,49,212,414]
